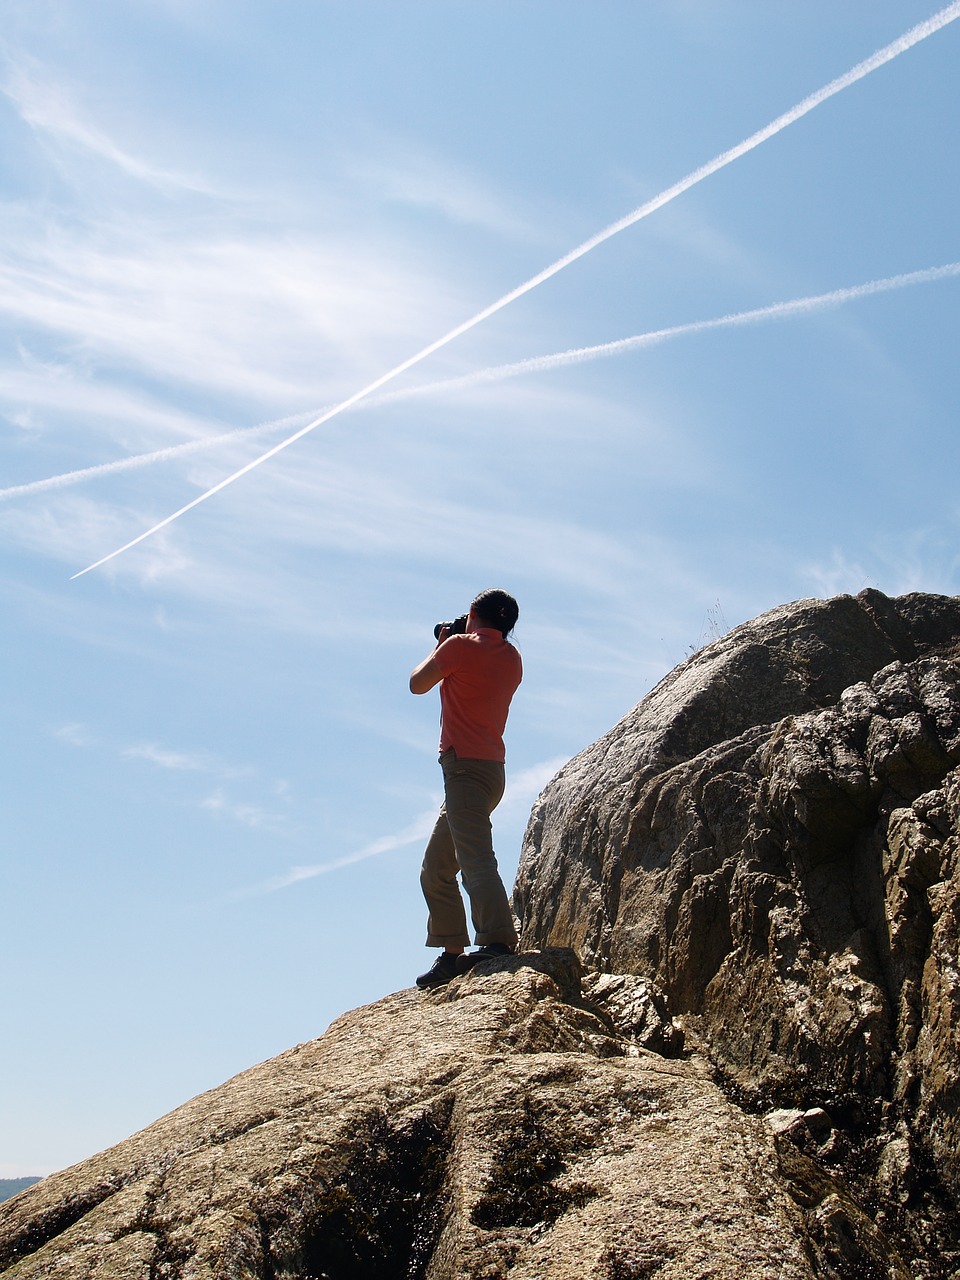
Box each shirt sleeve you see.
[433,635,464,677]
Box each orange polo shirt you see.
[433,627,522,762]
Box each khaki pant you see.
[420,750,518,949]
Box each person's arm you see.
[409,653,444,695]
[410,626,450,694]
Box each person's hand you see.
[436,625,450,645]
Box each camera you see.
[434,614,468,641]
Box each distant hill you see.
[0,1180,41,1204]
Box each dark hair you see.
[471,588,519,639]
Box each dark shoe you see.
[415,952,461,990]
[455,943,515,975]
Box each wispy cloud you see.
[200,789,285,830]
[8,3,959,590]
[801,550,876,599]
[801,526,960,601]
[52,722,97,748]
[455,262,960,384]
[0,397,725,638]
[66,0,960,577]
[350,142,532,238]
[121,742,248,776]
[1,54,212,193]
[234,752,568,898]
[0,218,451,408]
[237,461,651,598]
[0,352,224,453]
[0,410,314,501]
[238,806,439,896]
[500,756,569,818]
[5,259,956,519]
[50,722,291,828]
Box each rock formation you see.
[3,589,960,1279]
[516,588,960,1272]
[0,951,922,1280]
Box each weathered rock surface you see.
[5,589,960,1279]
[516,589,960,1268]
[0,952,918,1280]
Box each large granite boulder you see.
[5,589,960,1279]
[515,590,960,1232]
[0,952,918,1280]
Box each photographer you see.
[409,588,522,989]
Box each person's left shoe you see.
[455,943,515,975]
[415,952,461,990]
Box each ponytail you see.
[471,588,519,639]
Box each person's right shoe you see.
[455,943,515,975]
[415,952,461,990]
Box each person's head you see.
[470,588,519,639]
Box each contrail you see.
[0,411,315,501]
[233,810,437,897]
[69,2,960,578]
[6,261,957,505]
[455,261,960,384]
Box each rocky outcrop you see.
[0,1190,39,1210]
[515,590,960,1259]
[0,952,919,1280]
[4,589,960,1279]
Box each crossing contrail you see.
[455,261,960,383]
[397,262,960,394]
[0,411,314,501]
[6,260,957,506]
[70,1,960,578]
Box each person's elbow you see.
[409,657,441,694]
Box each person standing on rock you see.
[409,588,522,989]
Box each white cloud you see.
[0,394,715,654]
[51,716,285,793]
[500,755,569,819]
[238,805,439,896]
[50,720,292,828]
[0,355,229,454]
[0,490,186,579]
[200,789,287,831]
[231,754,576,900]
[119,741,294,832]
[801,529,960,603]
[8,257,957,515]
[121,742,239,775]
[1,54,213,193]
[801,549,875,600]
[350,141,533,239]
[0,217,463,409]
[166,472,653,613]
[52,721,96,748]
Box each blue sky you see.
[2,1,958,1177]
